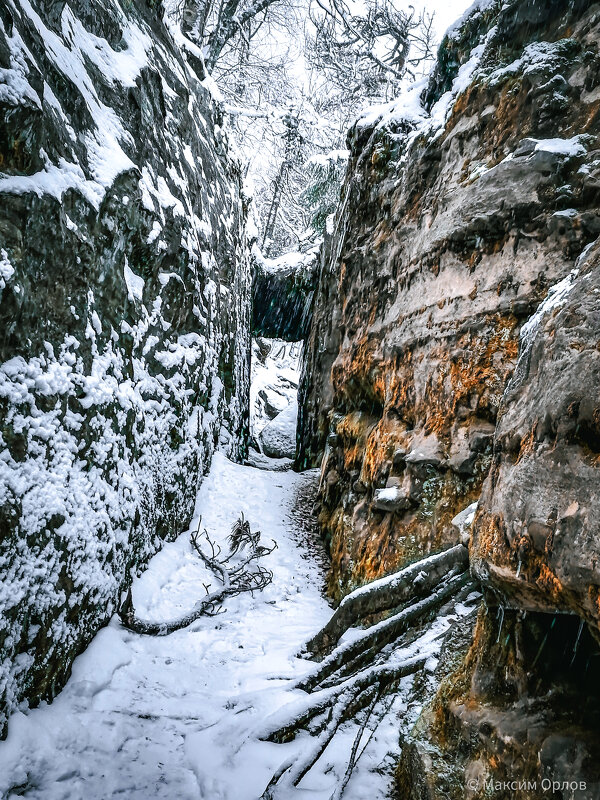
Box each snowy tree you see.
[299,149,349,238]
[186,0,436,257]
[305,0,436,108]
[181,0,293,72]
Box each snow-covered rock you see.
[258,399,298,458]
[250,337,302,438]
[451,501,479,545]
[0,0,251,733]
[252,245,318,341]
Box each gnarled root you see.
[260,543,477,798]
[259,656,427,799]
[299,570,473,692]
[305,543,468,658]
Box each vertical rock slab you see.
[299,0,600,598]
[472,237,600,626]
[397,238,600,794]
[0,0,251,732]
[252,248,318,341]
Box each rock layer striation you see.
[300,0,600,795]
[299,0,600,598]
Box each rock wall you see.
[0,0,251,733]
[396,604,600,799]
[400,230,600,800]
[252,248,318,342]
[299,0,600,599]
[298,0,600,794]
[471,237,600,628]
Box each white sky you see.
[416,0,475,42]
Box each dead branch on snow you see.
[119,514,276,636]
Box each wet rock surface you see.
[396,606,600,800]
[252,248,318,342]
[0,0,251,733]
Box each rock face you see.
[298,0,600,598]
[395,605,600,799]
[0,0,251,734]
[472,238,600,627]
[297,0,600,794]
[252,248,318,341]
[403,234,600,798]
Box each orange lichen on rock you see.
[360,417,402,484]
[515,427,536,464]
[535,563,564,601]
[331,335,382,406]
[472,510,507,563]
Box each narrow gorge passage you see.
[0,450,476,800]
[3,0,600,796]
[0,342,478,799]
[0,454,330,799]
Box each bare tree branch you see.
[257,543,478,799]
[119,516,276,636]
[305,543,468,657]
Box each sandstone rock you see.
[405,433,445,469]
[299,0,600,596]
[451,501,479,546]
[372,480,412,512]
[471,237,600,629]
[396,606,600,800]
[447,429,477,475]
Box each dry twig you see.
[119,515,276,635]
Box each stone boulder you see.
[259,399,298,458]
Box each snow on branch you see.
[256,543,478,799]
[305,542,469,656]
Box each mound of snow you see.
[259,399,298,458]
[250,338,301,438]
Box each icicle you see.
[531,632,548,669]
[570,618,585,666]
[496,605,505,643]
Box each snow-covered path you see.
[0,453,333,800]
[0,452,477,800]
